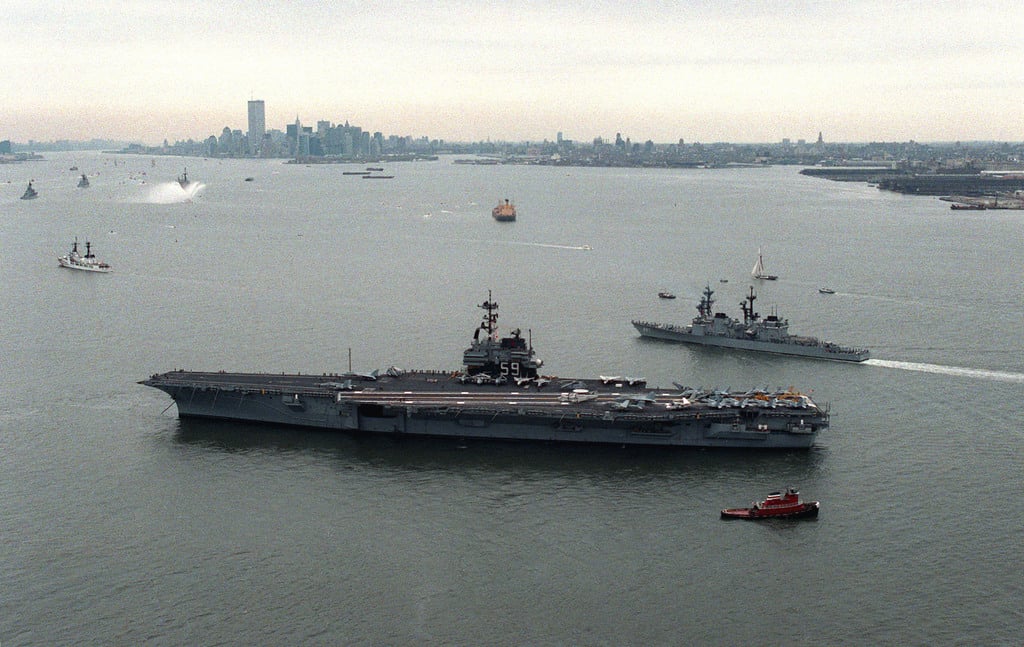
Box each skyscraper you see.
[247,100,266,156]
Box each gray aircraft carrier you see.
[141,293,830,448]
[633,285,869,362]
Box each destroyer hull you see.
[633,322,869,362]
[141,370,827,449]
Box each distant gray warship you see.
[633,285,869,362]
[141,293,830,448]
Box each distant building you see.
[317,120,331,139]
[217,127,230,153]
[287,117,313,157]
[247,100,266,156]
[287,117,302,156]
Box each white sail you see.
[752,248,777,280]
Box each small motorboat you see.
[21,181,38,200]
[818,287,835,294]
[721,487,819,520]
[658,291,676,299]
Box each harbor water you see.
[2,153,1022,645]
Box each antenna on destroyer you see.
[479,289,498,338]
[741,285,759,324]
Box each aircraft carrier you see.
[141,293,829,448]
[633,285,869,362]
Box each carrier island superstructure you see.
[633,285,869,362]
[141,293,830,448]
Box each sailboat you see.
[751,248,778,280]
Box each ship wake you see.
[865,359,1024,384]
[134,181,205,204]
[508,241,591,251]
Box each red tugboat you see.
[721,487,819,520]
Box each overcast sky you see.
[5,0,1023,145]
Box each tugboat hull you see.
[720,502,820,519]
[721,487,820,519]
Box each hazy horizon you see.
[5,1,1023,146]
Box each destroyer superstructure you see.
[633,285,869,362]
[141,292,830,448]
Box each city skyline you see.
[4,1,1024,145]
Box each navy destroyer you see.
[633,285,869,362]
[141,293,829,448]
